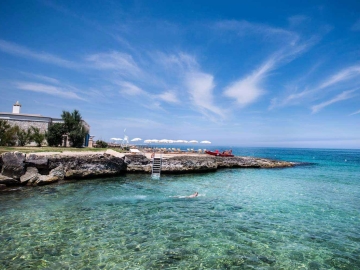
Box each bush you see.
[46,123,65,147]
[95,140,108,148]
[16,127,32,146]
[0,120,17,146]
[30,127,45,147]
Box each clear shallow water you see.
[0,148,359,269]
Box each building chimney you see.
[13,101,21,114]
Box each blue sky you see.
[0,0,360,148]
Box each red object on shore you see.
[205,150,234,157]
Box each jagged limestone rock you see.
[48,153,126,179]
[33,164,64,186]
[25,154,48,168]
[1,152,26,180]
[161,156,218,173]
[0,174,19,185]
[124,155,151,173]
[20,167,39,184]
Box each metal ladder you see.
[151,154,162,178]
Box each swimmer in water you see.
[186,192,198,198]
[171,192,199,198]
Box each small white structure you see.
[130,149,141,154]
[12,101,21,114]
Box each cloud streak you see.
[185,72,225,118]
[225,37,315,108]
[214,20,299,44]
[0,39,77,68]
[349,109,360,116]
[86,51,142,77]
[311,90,356,113]
[14,81,84,100]
[274,65,360,109]
[224,58,274,106]
[157,91,179,103]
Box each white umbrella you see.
[200,140,211,144]
[189,140,198,143]
[131,138,142,142]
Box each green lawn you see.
[0,146,126,154]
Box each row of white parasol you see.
[110,138,211,144]
[143,139,211,144]
[110,137,142,142]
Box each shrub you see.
[46,123,65,147]
[95,140,108,148]
[16,127,32,146]
[0,120,17,146]
[30,127,45,147]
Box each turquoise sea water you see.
[0,148,359,269]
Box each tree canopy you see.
[61,110,88,148]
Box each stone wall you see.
[6,120,49,133]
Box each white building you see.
[0,101,91,147]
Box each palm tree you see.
[61,110,88,148]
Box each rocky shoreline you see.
[0,151,294,188]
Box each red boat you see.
[205,150,234,157]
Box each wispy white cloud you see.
[116,81,146,96]
[318,66,360,89]
[224,58,274,106]
[14,81,84,100]
[157,91,179,103]
[85,51,142,77]
[349,109,360,116]
[155,52,199,71]
[185,72,225,118]
[0,39,77,68]
[214,20,299,44]
[20,72,60,84]
[311,90,356,113]
[225,37,315,107]
[274,65,360,108]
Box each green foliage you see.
[46,123,65,147]
[30,127,45,147]
[61,110,88,148]
[0,120,18,146]
[95,140,108,148]
[16,127,32,146]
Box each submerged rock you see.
[1,152,26,180]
